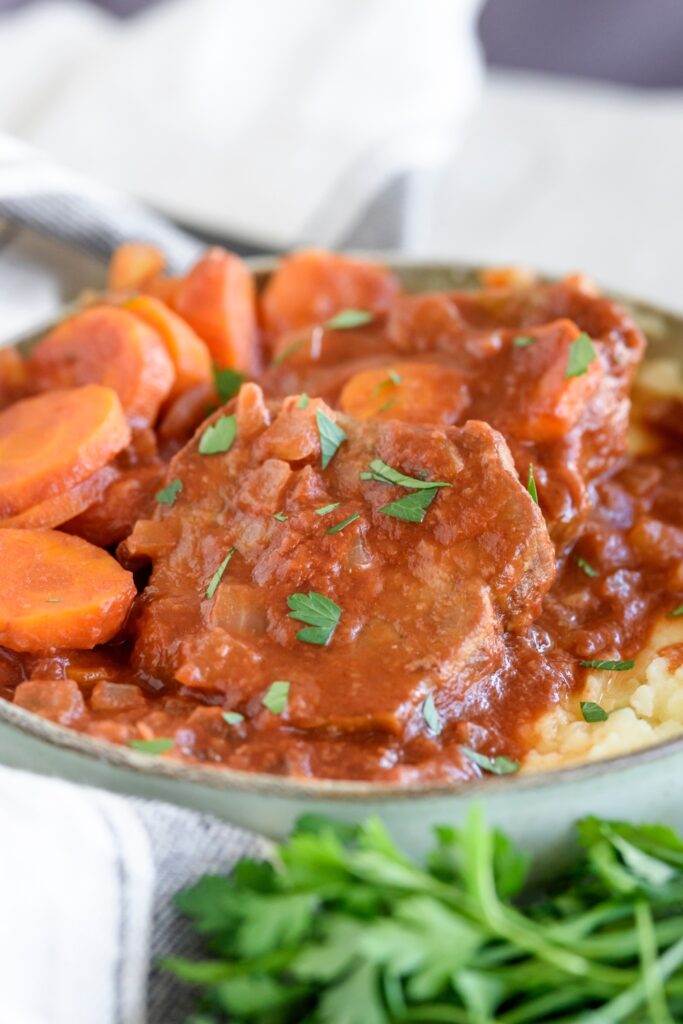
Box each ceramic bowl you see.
[2,259,682,869]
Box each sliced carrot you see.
[0,347,26,409]
[124,295,212,398]
[108,243,166,293]
[0,529,136,652]
[28,306,175,427]
[63,462,165,547]
[172,248,259,372]
[261,249,399,340]
[0,386,130,518]
[0,465,118,530]
[340,362,470,426]
[157,381,216,447]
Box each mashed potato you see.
[526,355,683,772]
[525,617,683,771]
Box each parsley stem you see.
[635,900,675,1024]
[578,934,683,1023]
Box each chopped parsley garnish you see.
[223,711,245,726]
[527,464,538,504]
[198,414,237,455]
[371,369,402,399]
[461,746,520,775]
[577,557,599,577]
[128,737,174,755]
[315,503,340,517]
[213,366,244,404]
[422,694,442,735]
[580,659,635,672]
[377,398,398,414]
[287,591,342,645]
[380,487,438,523]
[262,681,290,715]
[316,409,347,469]
[273,512,288,522]
[325,512,360,534]
[669,604,683,618]
[205,548,235,599]
[296,393,310,409]
[513,335,535,348]
[324,309,374,330]
[580,701,609,723]
[361,459,450,490]
[271,337,305,367]
[565,332,598,378]
[155,478,183,506]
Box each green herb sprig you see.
[166,807,683,1024]
[287,591,342,645]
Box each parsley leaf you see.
[223,711,245,726]
[155,478,183,506]
[577,557,599,577]
[296,393,310,409]
[580,701,609,723]
[213,366,244,403]
[580,659,635,671]
[371,369,402,399]
[422,694,442,735]
[315,503,340,516]
[326,512,360,534]
[380,487,438,523]
[460,746,520,775]
[272,337,305,367]
[273,512,288,522]
[324,309,374,330]
[205,548,235,599]
[362,459,450,490]
[198,414,237,456]
[565,332,598,378]
[262,681,290,715]
[287,591,342,645]
[128,737,174,755]
[527,464,538,504]
[669,603,683,618]
[513,335,535,348]
[316,410,347,470]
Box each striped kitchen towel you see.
[0,135,202,273]
[0,765,270,1024]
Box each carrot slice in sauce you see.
[172,248,259,372]
[108,243,165,293]
[0,465,118,530]
[0,347,26,409]
[0,386,130,518]
[28,306,175,427]
[0,529,136,652]
[261,249,399,339]
[339,362,470,426]
[124,295,212,398]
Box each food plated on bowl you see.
[1,246,683,802]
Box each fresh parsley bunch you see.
[164,808,683,1023]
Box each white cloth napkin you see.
[0,0,484,248]
[0,765,269,1024]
